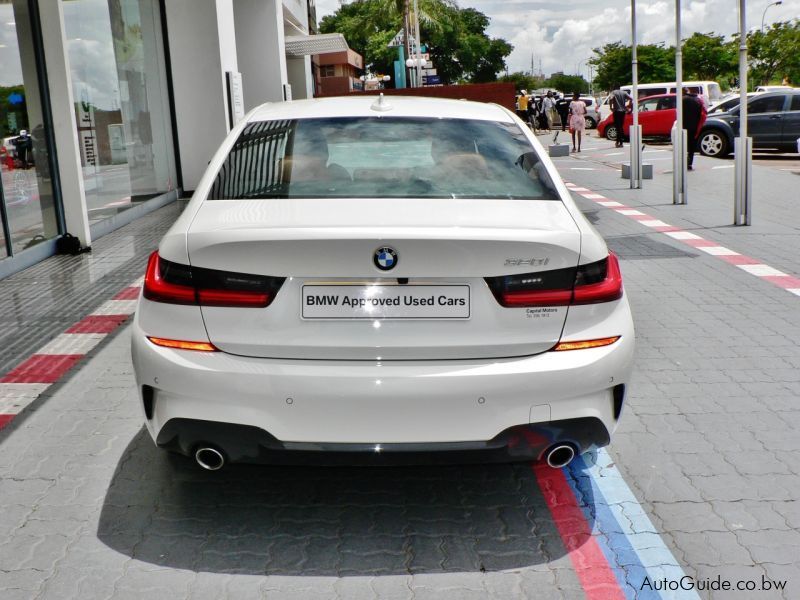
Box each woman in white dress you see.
[568,92,587,153]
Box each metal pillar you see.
[734,0,752,225]
[413,0,422,87]
[630,0,642,188]
[672,0,687,204]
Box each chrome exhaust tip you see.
[545,444,576,469]
[195,447,225,471]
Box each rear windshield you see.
[207,117,558,200]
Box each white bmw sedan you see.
[132,95,634,470]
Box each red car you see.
[597,93,677,141]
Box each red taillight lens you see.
[143,251,196,304]
[143,251,284,308]
[486,252,623,308]
[572,252,623,305]
[196,288,271,308]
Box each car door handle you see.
[769,114,783,119]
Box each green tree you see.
[682,32,737,83]
[545,74,589,94]
[747,20,800,86]
[590,43,675,91]
[320,0,511,85]
[498,71,545,92]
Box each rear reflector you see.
[143,251,285,308]
[552,336,620,351]
[486,252,623,308]
[148,337,218,352]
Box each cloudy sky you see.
[315,0,797,78]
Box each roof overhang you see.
[285,33,349,57]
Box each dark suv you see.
[698,90,800,157]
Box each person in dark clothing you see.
[681,90,707,170]
[609,86,632,147]
[526,97,537,131]
[11,130,33,168]
[555,95,570,132]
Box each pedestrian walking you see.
[609,86,633,148]
[543,91,557,133]
[681,89,707,171]
[569,92,587,153]
[555,95,570,132]
[516,90,529,123]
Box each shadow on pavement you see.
[97,428,595,576]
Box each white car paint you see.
[132,95,634,463]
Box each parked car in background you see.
[699,90,800,157]
[754,85,794,93]
[621,81,723,107]
[708,92,761,115]
[550,95,600,129]
[580,96,601,129]
[597,93,677,141]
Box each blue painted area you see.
[8,92,24,105]
[565,456,655,599]
[566,450,703,600]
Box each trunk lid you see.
[187,198,581,360]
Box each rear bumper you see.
[156,417,611,465]
[132,296,634,462]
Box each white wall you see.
[234,0,288,109]
[164,0,237,190]
[286,56,313,100]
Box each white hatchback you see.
[132,95,635,470]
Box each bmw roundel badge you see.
[374,246,398,271]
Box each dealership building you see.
[0,0,345,278]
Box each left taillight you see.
[143,251,284,308]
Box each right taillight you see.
[486,252,623,307]
[143,251,285,308]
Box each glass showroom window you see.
[0,1,59,257]
[63,0,176,224]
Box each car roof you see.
[247,96,515,124]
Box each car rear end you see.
[131,97,634,468]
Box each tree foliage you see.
[682,32,737,83]
[498,71,546,92]
[746,21,800,87]
[588,20,799,92]
[590,42,675,91]
[545,74,589,95]
[319,0,512,85]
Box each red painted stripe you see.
[762,275,800,288]
[653,225,680,232]
[716,254,761,265]
[66,314,129,334]
[630,214,653,220]
[533,463,626,600]
[1,355,83,383]
[0,414,14,430]
[113,286,141,300]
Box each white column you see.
[164,0,238,190]
[286,57,313,100]
[37,0,91,247]
[234,0,289,107]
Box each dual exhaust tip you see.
[194,443,575,471]
[544,444,576,469]
[195,446,225,471]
